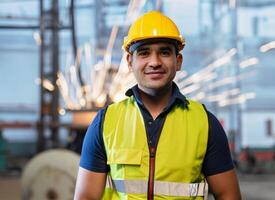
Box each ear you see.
[176,53,183,71]
[126,53,133,71]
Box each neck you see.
[138,84,173,119]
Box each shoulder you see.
[87,107,107,128]
[186,99,203,107]
[106,97,135,115]
[185,99,207,114]
[207,111,224,131]
[205,110,228,145]
[84,107,109,139]
[84,108,107,143]
[80,107,109,172]
[108,97,134,107]
[184,99,208,124]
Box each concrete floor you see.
[0,176,21,200]
[238,174,275,200]
[1,174,275,200]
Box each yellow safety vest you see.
[102,96,209,199]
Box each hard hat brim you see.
[128,38,184,54]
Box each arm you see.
[74,167,107,200]
[206,169,241,200]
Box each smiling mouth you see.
[145,72,164,75]
[144,70,165,74]
[144,71,166,80]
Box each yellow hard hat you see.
[123,11,185,52]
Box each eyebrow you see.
[136,45,173,53]
[136,46,150,52]
[159,46,173,51]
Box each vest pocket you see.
[107,149,146,178]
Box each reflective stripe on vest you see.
[106,176,208,197]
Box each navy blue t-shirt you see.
[80,84,234,176]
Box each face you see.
[127,42,183,92]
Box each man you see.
[74,11,241,200]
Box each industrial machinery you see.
[21,149,80,200]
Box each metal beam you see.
[38,0,45,152]
[37,0,61,151]
[0,25,39,29]
[0,25,71,30]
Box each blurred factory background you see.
[0,0,275,199]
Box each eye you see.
[160,50,171,56]
[137,50,150,57]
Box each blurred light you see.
[181,84,200,94]
[113,92,126,103]
[210,48,237,69]
[239,57,259,69]
[244,92,256,99]
[175,71,187,84]
[228,48,237,56]
[35,78,55,91]
[69,65,79,86]
[84,43,92,65]
[206,48,237,71]
[229,88,241,96]
[192,92,205,101]
[33,32,41,45]
[207,88,240,102]
[208,77,236,90]
[57,72,75,109]
[218,92,256,107]
[104,26,119,69]
[59,108,66,116]
[125,0,147,25]
[178,48,237,90]
[67,103,81,110]
[96,93,107,107]
[260,41,275,52]
[202,72,217,82]
[57,72,68,96]
[79,98,85,107]
[176,70,188,80]
[178,71,216,89]
[229,0,236,9]
[43,79,55,91]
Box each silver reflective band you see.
[106,176,208,197]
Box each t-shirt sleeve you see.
[202,111,234,176]
[79,108,109,172]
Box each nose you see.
[148,52,161,68]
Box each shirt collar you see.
[125,82,189,110]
